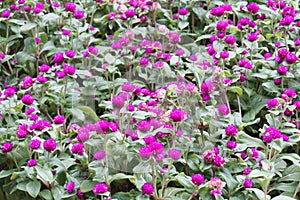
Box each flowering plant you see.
[0,0,300,200]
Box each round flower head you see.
[141,183,154,195]
[74,10,84,19]
[244,178,253,188]
[125,9,135,18]
[112,95,125,109]
[169,109,185,122]
[242,166,251,175]
[29,139,41,149]
[266,98,278,109]
[216,20,228,32]
[21,94,35,105]
[94,150,106,160]
[65,2,76,12]
[224,35,236,44]
[178,8,188,15]
[1,10,10,18]
[247,32,258,41]
[92,182,109,194]
[208,177,223,190]
[227,140,237,149]
[218,104,229,115]
[225,124,238,136]
[65,181,75,193]
[247,2,259,13]
[168,148,181,160]
[2,142,13,153]
[191,174,205,186]
[27,159,37,167]
[213,155,225,167]
[53,115,65,124]
[43,138,56,152]
[53,52,64,63]
[71,143,84,155]
[277,65,288,75]
[139,146,152,159]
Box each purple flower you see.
[141,182,154,195]
[149,141,164,154]
[64,65,76,75]
[53,115,65,124]
[65,181,75,193]
[227,140,237,149]
[74,10,84,19]
[210,188,222,196]
[247,32,258,41]
[242,166,251,175]
[224,35,236,44]
[294,38,300,46]
[168,31,181,43]
[111,41,122,49]
[266,98,279,109]
[168,148,181,160]
[95,120,110,134]
[209,177,223,194]
[77,128,90,142]
[210,6,225,16]
[65,50,76,58]
[88,46,98,55]
[112,95,125,109]
[218,104,229,115]
[169,109,185,122]
[244,178,253,188]
[1,10,10,18]
[43,138,56,152]
[178,8,188,15]
[285,52,297,63]
[220,51,229,59]
[225,124,238,137]
[125,9,135,18]
[62,29,71,36]
[250,148,259,160]
[191,174,205,186]
[2,142,13,153]
[216,20,228,32]
[65,2,76,12]
[143,135,157,144]
[262,126,282,142]
[21,94,35,105]
[29,139,41,149]
[137,120,151,132]
[277,65,288,75]
[213,155,225,167]
[108,12,116,20]
[76,189,84,198]
[139,57,149,66]
[294,100,300,110]
[71,143,84,155]
[201,81,215,94]
[94,150,106,160]
[53,52,64,63]
[139,146,152,159]
[92,182,109,194]
[247,2,259,13]
[27,159,37,167]
[39,64,50,72]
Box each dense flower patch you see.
[0,0,300,200]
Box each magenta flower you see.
[220,51,229,59]
[168,148,181,160]
[39,64,50,72]
[88,46,98,55]
[71,143,84,155]
[216,20,228,32]
[285,52,297,63]
[169,109,185,122]
[227,140,237,149]
[178,8,188,15]
[65,2,76,12]
[125,9,135,18]
[242,166,251,175]
[224,35,236,44]
[141,183,154,195]
[191,174,205,186]
[95,120,109,134]
[74,10,84,19]
[139,57,149,66]
[65,50,76,58]
[65,181,75,193]
[62,29,71,36]
[266,98,278,109]
[2,142,13,153]
[108,12,116,20]
[43,138,56,152]
[92,182,109,194]
[218,104,229,115]
[225,124,238,137]
[247,2,259,13]
[21,94,35,105]
[201,81,215,94]
[112,95,125,109]
[277,65,288,75]
[94,150,106,160]
[247,32,258,41]
[53,115,65,124]
[139,146,152,159]
[53,52,64,63]
[1,10,10,18]
[213,155,225,167]
[244,178,253,188]
[27,159,37,167]
[29,139,41,149]
[210,6,225,16]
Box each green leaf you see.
[80,180,98,193]
[0,169,14,178]
[228,86,243,96]
[77,106,99,122]
[20,22,37,32]
[269,182,298,193]
[51,186,63,200]
[36,166,54,183]
[272,196,296,200]
[68,108,85,121]
[104,53,116,64]
[39,189,53,200]
[236,131,266,149]
[178,21,189,30]
[213,40,225,53]
[108,173,135,185]
[247,188,270,200]
[175,173,194,188]
[26,181,41,198]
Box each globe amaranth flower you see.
[92,182,109,194]
[225,124,238,136]
[112,95,125,109]
[1,10,10,18]
[201,81,215,94]
[65,2,76,12]
[95,120,110,134]
[53,52,64,63]
[294,100,300,110]
[2,142,13,153]
[277,65,288,75]
[137,120,151,132]
[247,32,258,41]
[43,138,56,152]
[244,178,253,188]
[74,10,84,19]
[227,140,237,149]
[285,52,297,63]
[139,146,152,159]
[213,155,225,167]
[21,94,35,105]
[266,98,279,109]
[27,159,37,167]
[242,166,251,175]
[262,126,282,142]
[29,139,41,149]
[282,88,297,102]
[139,57,149,66]
[125,9,135,18]
[141,182,154,195]
[250,148,259,160]
[53,115,65,124]
[203,149,216,163]
[169,109,185,122]
[71,143,84,155]
[191,174,205,186]
[168,148,181,160]
[208,177,223,196]
[94,150,106,160]
[218,104,229,115]
[216,20,228,32]
[220,51,229,59]
[65,181,75,193]
[224,35,235,44]
[247,2,259,13]
[178,8,188,15]
[76,189,84,198]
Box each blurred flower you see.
[2,142,13,153]
[191,174,205,186]
[92,182,109,194]
[244,178,253,188]
[141,183,154,195]
[65,181,75,193]
[94,150,106,160]
[168,148,181,160]
[27,159,37,167]
[43,138,56,152]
